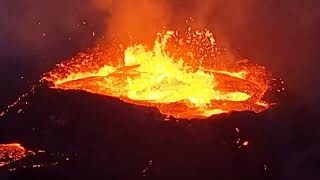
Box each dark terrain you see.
[0,83,319,180]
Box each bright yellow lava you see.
[43,29,271,119]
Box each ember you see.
[42,28,272,119]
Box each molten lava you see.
[43,29,272,119]
[0,143,29,167]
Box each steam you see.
[90,0,259,46]
[92,0,170,43]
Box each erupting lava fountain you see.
[42,28,273,119]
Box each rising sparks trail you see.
[42,28,273,119]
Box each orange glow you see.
[42,29,272,119]
[0,143,28,167]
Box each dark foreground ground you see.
[0,84,319,180]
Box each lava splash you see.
[42,29,272,119]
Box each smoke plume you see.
[91,0,258,43]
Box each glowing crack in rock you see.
[42,29,272,119]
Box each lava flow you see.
[0,143,30,167]
[42,29,272,119]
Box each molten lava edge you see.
[0,143,28,167]
[43,30,272,119]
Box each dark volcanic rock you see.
[0,86,319,180]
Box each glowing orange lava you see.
[42,29,272,119]
[0,143,29,167]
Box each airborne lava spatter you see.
[43,29,272,119]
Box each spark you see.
[242,141,249,146]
